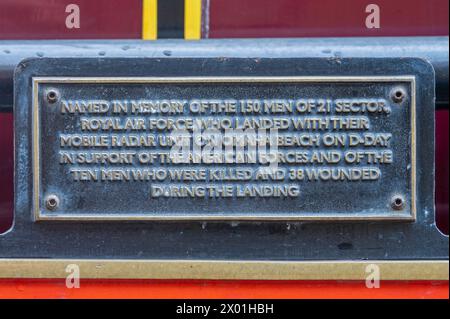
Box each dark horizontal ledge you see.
[0,36,448,112]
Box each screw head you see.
[46,89,59,104]
[45,194,60,211]
[391,195,404,211]
[391,87,406,103]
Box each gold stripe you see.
[142,0,157,40]
[184,0,202,40]
[0,259,447,280]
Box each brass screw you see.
[391,87,406,103]
[46,89,59,103]
[45,194,60,211]
[391,195,404,211]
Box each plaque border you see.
[31,76,417,221]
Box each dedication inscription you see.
[33,76,415,221]
[6,55,445,273]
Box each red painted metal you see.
[0,279,448,299]
[0,0,142,40]
[0,113,13,234]
[209,0,449,38]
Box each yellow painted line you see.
[185,0,202,40]
[0,259,448,280]
[142,0,157,40]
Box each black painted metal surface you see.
[0,37,449,112]
[2,57,447,261]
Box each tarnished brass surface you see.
[32,76,416,221]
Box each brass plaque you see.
[31,76,416,221]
